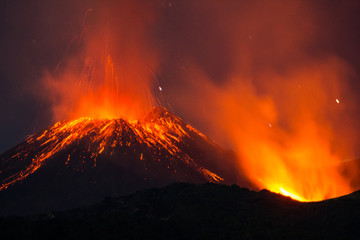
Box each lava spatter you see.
[0,107,226,192]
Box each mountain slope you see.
[0,107,246,216]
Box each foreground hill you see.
[1,183,360,239]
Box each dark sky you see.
[1,0,360,154]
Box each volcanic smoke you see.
[153,1,360,201]
[5,0,360,203]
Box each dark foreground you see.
[1,183,360,240]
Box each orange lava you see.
[42,1,159,123]
[69,55,154,121]
[0,108,223,191]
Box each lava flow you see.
[0,107,227,192]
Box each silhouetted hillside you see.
[1,183,360,239]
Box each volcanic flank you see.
[0,107,242,216]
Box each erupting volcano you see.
[0,27,242,214]
[2,1,360,222]
[0,107,242,216]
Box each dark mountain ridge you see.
[1,182,360,240]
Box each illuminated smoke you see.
[35,0,360,201]
[41,1,159,121]
[157,0,360,201]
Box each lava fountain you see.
[42,1,159,122]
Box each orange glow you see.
[0,108,223,191]
[43,52,156,122]
[41,1,158,122]
[158,0,360,202]
[279,187,305,201]
[221,62,356,202]
[175,58,359,202]
[68,55,154,121]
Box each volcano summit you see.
[0,107,242,216]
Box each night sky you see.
[1,0,360,155]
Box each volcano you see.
[0,107,244,216]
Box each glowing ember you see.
[42,1,159,123]
[279,187,305,202]
[0,108,224,191]
[45,55,155,122]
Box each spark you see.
[159,86,163,91]
[336,99,340,104]
[268,123,272,128]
